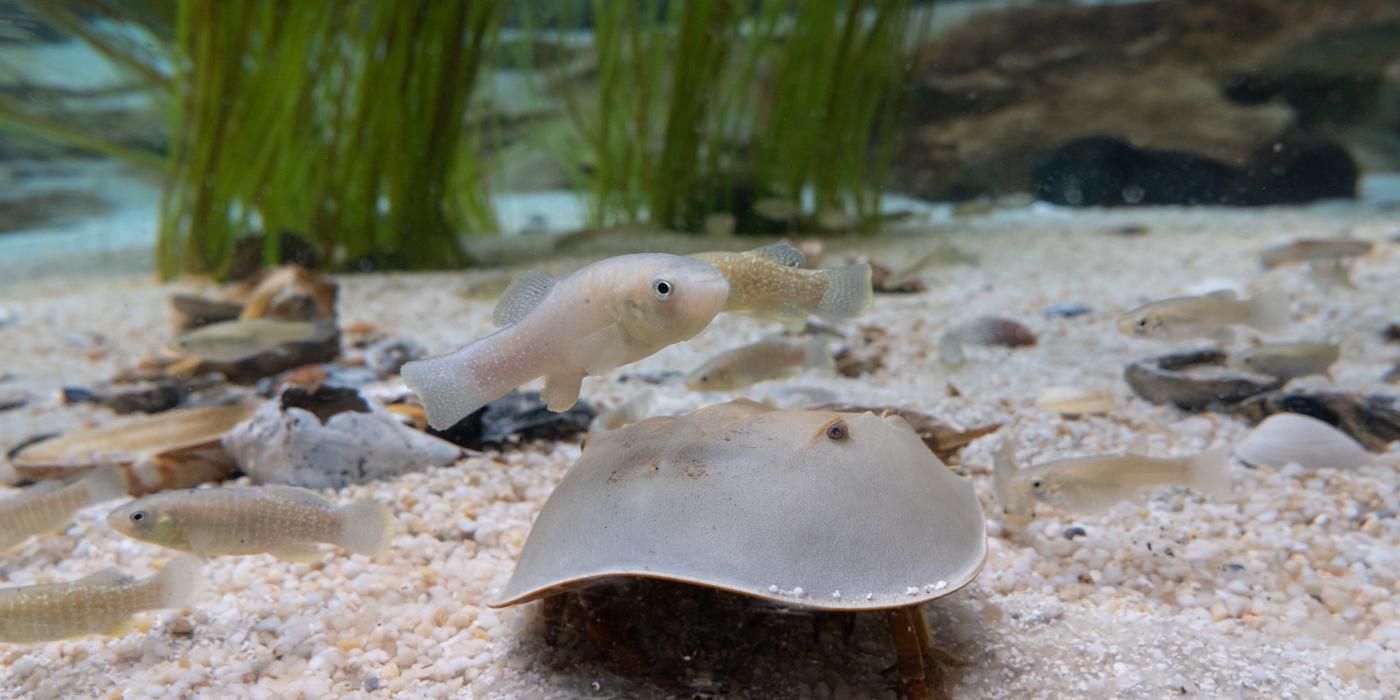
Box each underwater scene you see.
[1,1,1399,698]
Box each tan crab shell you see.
[492,400,987,611]
[9,403,254,495]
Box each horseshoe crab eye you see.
[825,419,848,441]
[651,277,674,300]
[1030,479,1043,490]
[130,510,147,522]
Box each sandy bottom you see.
[1,203,1398,699]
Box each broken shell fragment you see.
[1124,350,1284,411]
[492,401,986,611]
[222,386,462,489]
[1035,386,1116,415]
[1234,413,1375,470]
[8,403,255,494]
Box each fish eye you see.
[1030,479,1042,489]
[1135,318,1147,328]
[130,510,147,522]
[651,277,674,300]
[825,419,849,441]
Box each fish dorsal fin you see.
[264,484,332,507]
[751,242,805,268]
[80,568,134,586]
[1205,289,1238,301]
[492,271,557,327]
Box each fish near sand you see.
[0,555,203,643]
[1231,341,1340,381]
[175,318,334,362]
[402,254,729,430]
[997,440,1231,517]
[0,465,128,552]
[1259,239,1374,270]
[1117,290,1288,343]
[693,242,873,329]
[108,486,395,562]
[685,336,832,391]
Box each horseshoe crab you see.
[492,400,987,699]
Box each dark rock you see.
[227,232,321,281]
[1381,323,1400,344]
[1221,391,1400,452]
[1041,303,1093,319]
[170,294,243,333]
[62,374,227,414]
[194,329,342,385]
[427,391,595,451]
[1124,350,1284,411]
[1033,137,1237,206]
[1228,132,1358,205]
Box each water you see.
[1,3,1398,698]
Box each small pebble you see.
[1041,303,1093,319]
[1063,526,1088,540]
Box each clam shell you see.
[1035,386,1116,415]
[1234,413,1375,470]
[492,401,987,611]
[9,403,255,494]
[1125,350,1284,411]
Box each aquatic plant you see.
[545,0,922,232]
[159,1,501,279]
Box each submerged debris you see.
[1035,386,1116,416]
[427,391,596,451]
[63,373,228,414]
[9,404,255,495]
[1125,350,1285,411]
[1234,413,1374,470]
[1222,391,1400,452]
[834,324,889,378]
[223,386,463,489]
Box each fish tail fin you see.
[152,555,205,609]
[1248,290,1290,333]
[81,464,130,503]
[338,499,396,557]
[802,337,833,370]
[938,329,966,366]
[1187,447,1233,498]
[816,263,874,319]
[401,343,504,430]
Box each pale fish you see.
[0,465,128,552]
[998,441,1231,516]
[1231,341,1340,381]
[107,486,395,562]
[402,254,730,430]
[175,318,334,362]
[685,336,832,392]
[1259,239,1374,270]
[0,555,202,643]
[693,242,872,329]
[1116,289,1288,343]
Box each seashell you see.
[1234,413,1374,470]
[1125,350,1284,411]
[1035,386,1116,415]
[959,316,1036,347]
[1223,391,1399,452]
[9,403,255,494]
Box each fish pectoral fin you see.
[271,543,324,563]
[103,616,140,638]
[541,375,584,412]
[578,323,636,375]
[492,271,557,327]
[749,241,806,268]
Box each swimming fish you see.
[107,486,395,562]
[0,465,128,552]
[1231,342,1340,381]
[174,318,334,362]
[685,337,832,392]
[0,555,203,643]
[402,254,730,430]
[1116,289,1288,343]
[1259,239,1374,270]
[693,242,872,329]
[997,440,1230,516]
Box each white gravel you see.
[1,203,1397,699]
